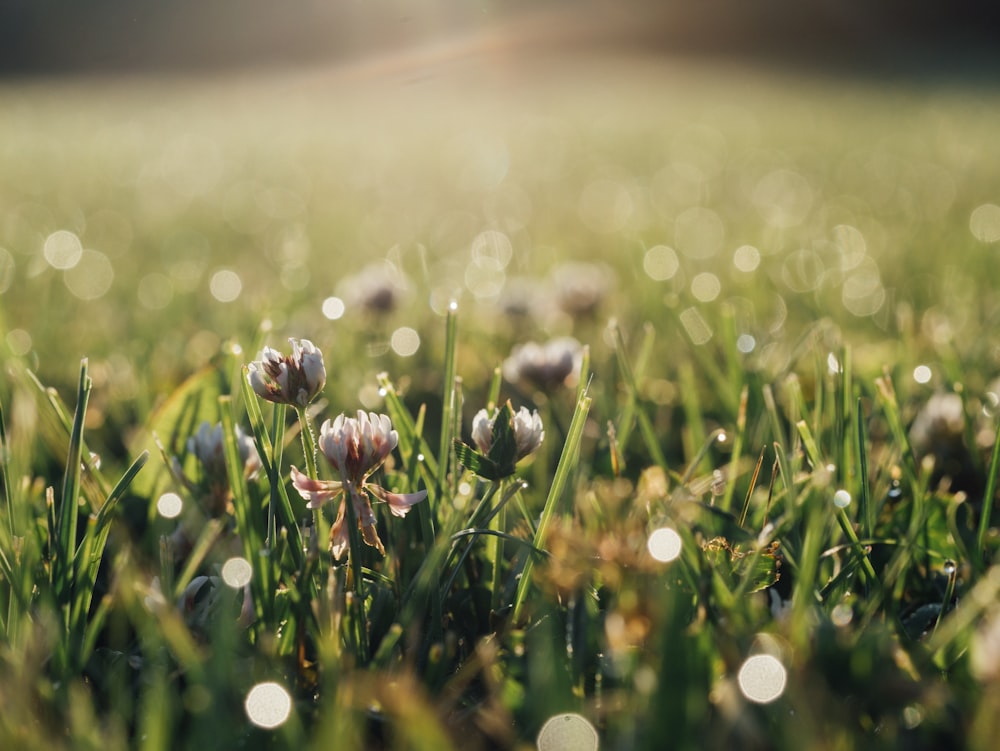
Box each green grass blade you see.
[976,416,1000,572]
[55,359,92,613]
[512,390,592,623]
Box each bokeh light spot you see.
[244,682,292,729]
[221,556,253,589]
[736,334,756,353]
[156,492,183,519]
[322,296,345,320]
[970,203,1000,243]
[210,269,242,302]
[390,327,420,357]
[913,365,932,384]
[733,244,761,272]
[643,245,680,281]
[536,713,599,751]
[6,329,32,356]
[471,229,513,269]
[679,307,712,346]
[43,230,83,269]
[647,527,683,563]
[691,272,721,302]
[64,250,114,300]
[737,654,787,704]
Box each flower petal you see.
[329,504,349,560]
[368,484,428,518]
[289,465,343,509]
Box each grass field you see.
[3,50,1000,749]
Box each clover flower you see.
[456,401,544,480]
[550,261,614,317]
[187,420,261,486]
[290,411,426,559]
[472,405,544,461]
[247,338,326,407]
[502,336,583,391]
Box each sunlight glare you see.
[390,327,420,357]
[221,556,253,589]
[643,244,679,281]
[737,654,787,704]
[210,269,242,302]
[322,296,345,320]
[244,682,292,729]
[64,250,114,300]
[970,203,1000,243]
[647,526,683,563]
[157,492,183,519]
[43,230,83,270]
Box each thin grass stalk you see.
[0,398,12,539]
[55,359,91,621]
[240,372,303,564]
[437,304,459,503]
[856,398,874,544]
[608,320,650,453]
[738,445,767,528]
[975,416,1000,572]
[220,396,271,625]
[720,384,749,512]
[679,428,725,487]
[512,390,592,623]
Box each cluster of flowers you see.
[247,338,427,558]
[180,334,553,565]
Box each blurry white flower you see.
[503,336,583,391]
[247,338,326,407]
[551,261,614,316]
[187,420,261,483]
[341,262,408,315]
[290,411,426,558]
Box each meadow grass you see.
[3,52,1000,749]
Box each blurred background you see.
[2,0,998,76]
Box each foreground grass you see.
[3,52,1000,749]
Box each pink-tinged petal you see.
[329,505,349,560]
[361,522,386,555]
[369,484,427,518]
[289,465,342,508]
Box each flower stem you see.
[345,485,369,659]
[295,405,322,534]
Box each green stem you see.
[345,485,369,659]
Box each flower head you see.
[187,421,261,484]
[502,336,583,391]
[247,338,326,407]
[458,401,544,480]
[318,410,397,484]
[472,405,544,461]
[290,411,426,559]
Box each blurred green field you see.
[3,51,1000,750]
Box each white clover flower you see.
[187,421,261,483]
[290,411,426,559]
[247,338,326,407]
[512,405,545,460]
[502,336,583,391]
[551,261,614,316]
[467,403,545,479]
